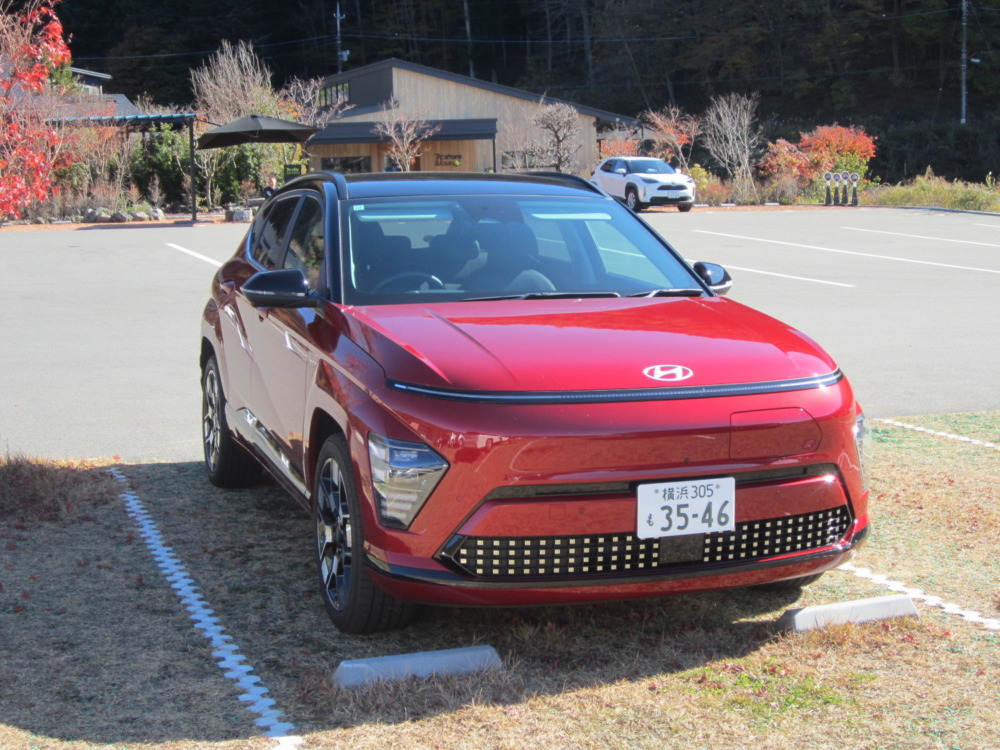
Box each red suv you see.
[200,171,871,633]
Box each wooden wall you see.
[308,67,599,175]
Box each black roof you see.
[286,170,605,200]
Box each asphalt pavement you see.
[1,205,997,462]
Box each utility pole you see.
[463,0,474,79]
[961,0,968,124]
[335,3,347,75]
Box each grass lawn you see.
[1,414,998,749]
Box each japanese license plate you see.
[636,477,735,540]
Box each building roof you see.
[50,112,201,131]
[311,118,497,145]
[323,58,638,128]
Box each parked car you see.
[200,170,870,634]
[591,156,696,212]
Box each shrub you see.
[799,125,877,179]
[688,164,732,205]
[862,168,1000,212]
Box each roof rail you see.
[527,171,603,195]
[283,170,350,198]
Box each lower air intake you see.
[441,506,851,580]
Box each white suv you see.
[591,157,696,212]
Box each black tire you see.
[678,203,694,212]
[625,187,643,212]
[755,572,824,592]
[201,356,261,488]
[314,435,414,634]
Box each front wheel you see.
[625,187,644,212]
[678,203,694,212]
[314,435,414,634]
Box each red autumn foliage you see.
[798,125,877,172]
[1,0,72,221]
[599,135,640,158]
[758,138,815,184]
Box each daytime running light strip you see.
[389,371,843,404]
[110,469,304,747]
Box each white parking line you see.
[839,564,1000,631]
[111,469,303,748]
[721,264,856,288]
[842,226,1000,248]
[877,418,1000,451]
[694,230,1000,274]
[167,242,222,268]
[839,420,1000,631]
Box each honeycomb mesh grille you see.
[443,506,851,580]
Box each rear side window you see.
[252,196,299,269]
[283,195,325,288]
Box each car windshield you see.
[627,159,676,175]
[340,194,703,305]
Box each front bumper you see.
[366,518,868,606]
[642,184,695,206]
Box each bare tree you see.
[373,97,439,171]
[190,40,282,206]
[533,101,581,173]
[191,40,279,122]
[702,92,763,202]
[642,106,701,172]
[278,76,350,128]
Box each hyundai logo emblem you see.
[643,364,694,382]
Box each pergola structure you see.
[52,112,202,222]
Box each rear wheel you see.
[201,356,261,487]
[314,435,414,634]
[678,203,694,212]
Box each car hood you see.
[343,297,838,395]
[638,172,693,184]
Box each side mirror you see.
[242,269,323,309]
[693,262,733,297]
[614,167,627,175]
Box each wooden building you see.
[308,59,637,175]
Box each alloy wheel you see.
[202,366,222,472]
[316,456,352,611]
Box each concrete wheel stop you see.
[778,594,919,633]
[333,645,503,688]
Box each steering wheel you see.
[372,271,446,293]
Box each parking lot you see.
[2,205,998,462]
[2,207,999,749]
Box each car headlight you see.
[853,411,874,492]
[640,177,660,184]
[368,434,448,529]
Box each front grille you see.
[658,183,686,191]
[440,506,851,580]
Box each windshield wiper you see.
[628,288,704,298]
[464,291,622,301]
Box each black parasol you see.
[197,114,318,150]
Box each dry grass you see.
[861,414,1000,617]
[1,415,999,749]
[0,453,120,525]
